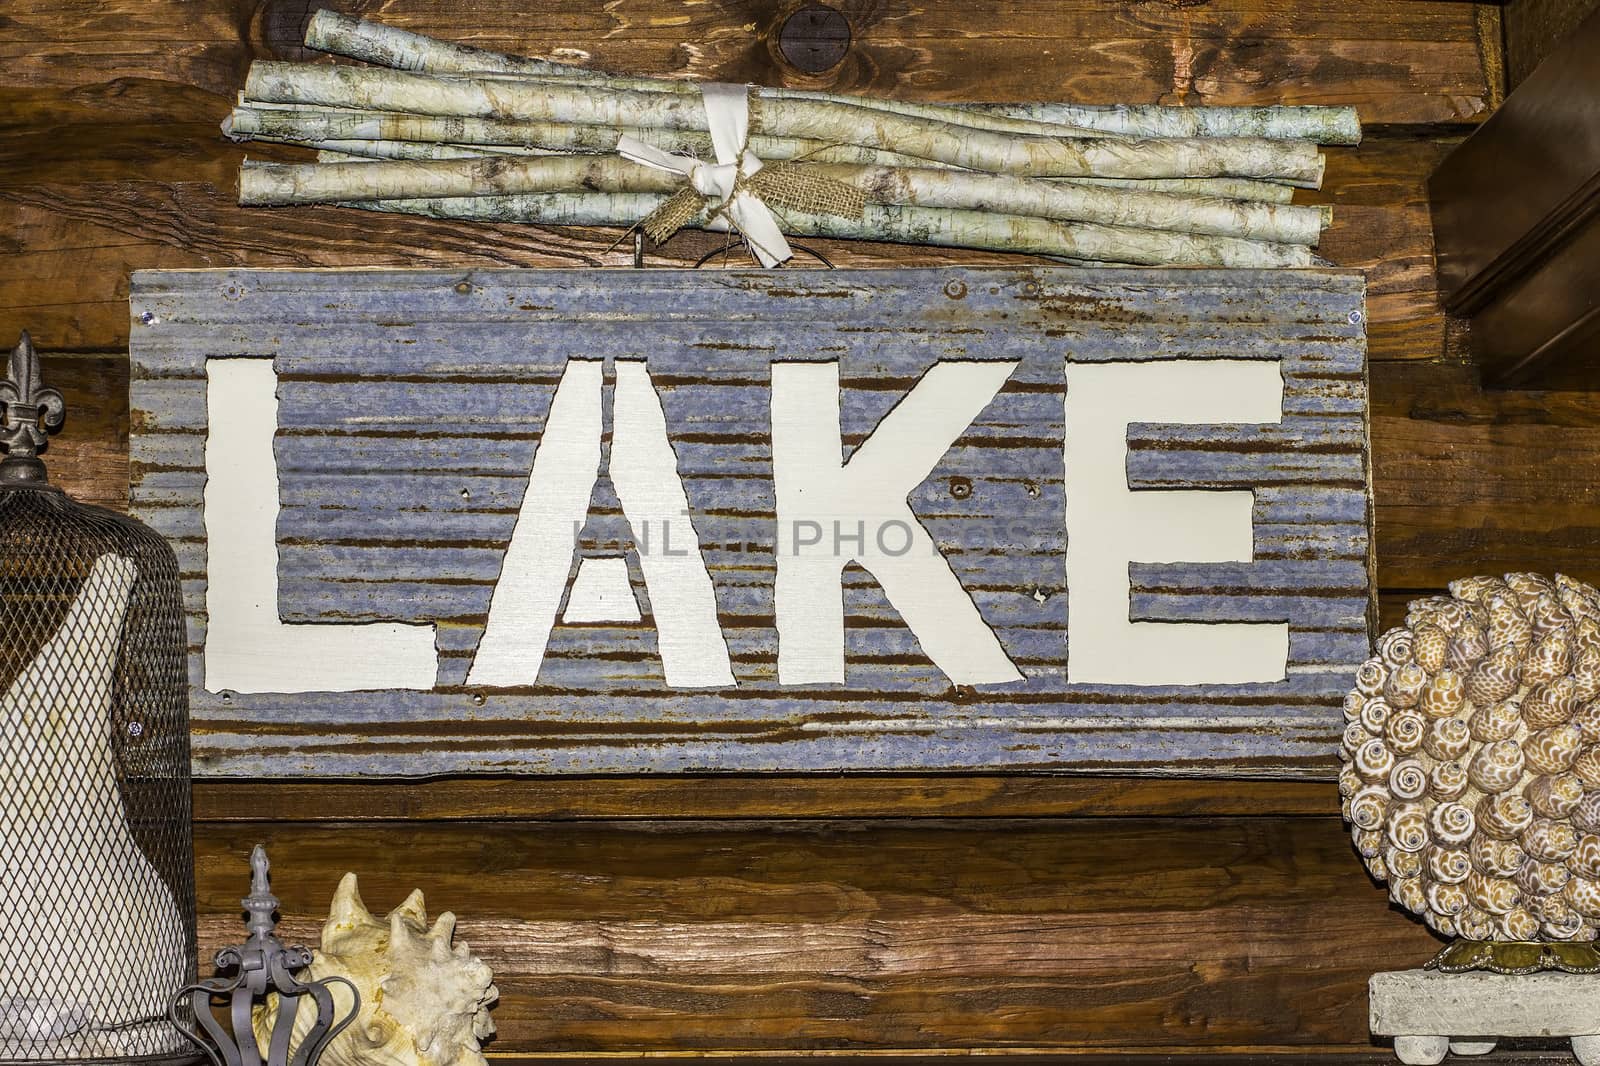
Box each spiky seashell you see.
[1426,846,1472,885]
[255,875,497,1066]
[1386,711,1426,755]
[1524,723,1583,776]
[1427,760,1469,802]
[1526,773,1584,820]
[1428,801,1476,847]
[1340,573,1600,940]
[1468,701,1521,744]
[1359,696,1394,736]
[1389,759,1428,801]
[1385,661,1428,709]
[1423,718,1471,762]
[1499,907,1542,942]
[1468,740,1525,793]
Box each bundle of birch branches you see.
[222,10,1361,268]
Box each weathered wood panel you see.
[191,814,1440,1052]
[129,266,1369,777]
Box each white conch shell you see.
[256,875,497,1066]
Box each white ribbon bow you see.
[617,83,793,267]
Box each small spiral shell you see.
[1471,835,1526,877]
[1428,800,1476,846]
[1448,627,1491,672]
[1466,644,1523,706]
[1339,722,1370,763]
[1359,696,1394,737]
[1387,802,1429,853]
[1457,907,1497,941]
[1412,624,1449,674]
[1391,877,1426,913]
[1522,818,1580,863]
[1572,796,1600,835]
[1356,737,1397,782]
[1525,723,1584,776]
[1526,773,1585,820]
[1418,669,1465,720]
[1354,658,1388,698]
[1531,592,1574,643]
[1377,627,1415,668]
[1352,826,1383,858]
[1338,763,1363,799]
[1505,572,1556,608]
[1363,851,1388,881]
[1342,690,1366,723]
[1525,632,1575,688]
[1428,760,1469,802]
[1573,700,1600,738]
[1425,846,1472,885]
[1389,759,1428,801]
[1385,846,1424,880]
[1578,618,1600,655]
[1469,740,1527,793]
[1567,833,1600,877]
[1575,647,1600,702]
[1385,661,1428,709]
[1386,711,1426,755]
[1466,871,1521,915]
[1426,879,1469,917]
[1422,717,1472,762]
[1348,786,1390,831]
[1479,793,1535,839]
[1498,907,1542,941]
[1486,592,1534,652]
[1566,877,1600,920]
[1560,575,1600,622]
[1537,895,1586,940]
[1523,680,1579,729]
[1450,575,1506,603]
[1516,858,1570,897]
[1468,701,1521,743]
[1573,749,1600,790]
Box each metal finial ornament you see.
[169,847,358,1066]
[0,331,65,485]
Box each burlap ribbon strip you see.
[617,83,864,266]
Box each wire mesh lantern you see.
[0,332,199,1065]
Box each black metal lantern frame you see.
[0,333,200,1065]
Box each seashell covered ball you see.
[255,874,498,1066]
[1341,572,1600,943]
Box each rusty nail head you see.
[140,311,156,326]
[455,281,473,295]
[1023,281,1041,296]
[944,279,967,299]
[949,476,972,499]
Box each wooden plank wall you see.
[7,1,1597,1058]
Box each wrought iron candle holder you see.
[0,332,199,1065]
[170,847,357,1066]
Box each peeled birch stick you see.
[302,142,1302,204]
[349,194,1313,268]
[304,9,1360,145]
[224,106,954,170]
[244,154,1324,244]
[242,62,1326,185]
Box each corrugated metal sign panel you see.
[129,267,1370,777]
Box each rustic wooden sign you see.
[129,267,1370,777]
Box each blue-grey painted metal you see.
[128,266,1371,778]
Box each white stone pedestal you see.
[1371,968,1600,1064]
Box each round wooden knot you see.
[778,4,851,74]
